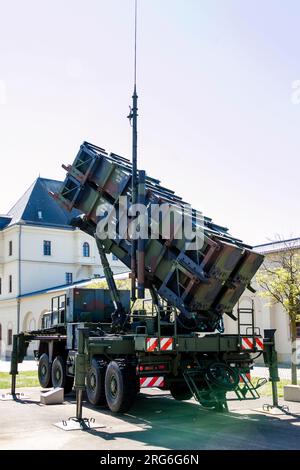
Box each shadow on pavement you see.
[81,392,300,450]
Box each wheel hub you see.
[110,376,118,397]
[56,369,61,381]
[90,373,96,391]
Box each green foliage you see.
[256,240,300,385]
[256,244,300,321]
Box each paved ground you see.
[0,387,299,450]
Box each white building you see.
[224,238,300,364]
[0,177,128,358]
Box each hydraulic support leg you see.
[0,334,27,401]
[263,329,289,413]
[54,327,104,430]
[10,335,19,396]
[74,327,88,422]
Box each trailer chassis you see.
[9,326,280,418]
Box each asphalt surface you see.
[0,387,300,450]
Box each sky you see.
[0,0,299,246]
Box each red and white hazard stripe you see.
[140,376,165,388]
[160,337,173,351]
[241,337,264,351]
[146,338,159,352]
[255,337,264,350]
[239,372,251,383]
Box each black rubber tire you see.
[169,381,193,401]
[86,358,107,406]
[206,362,239,392]
[51,356,74,394]
[105,361,137,413]
[38,353,52,388]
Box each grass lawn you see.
[0,372,292,397]
[251,377,291,397]
[0,371,39,389]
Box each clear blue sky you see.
[0,0,299,245]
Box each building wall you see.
[0,225,20,300]
[0,224,127,299]
[0,222,128,358]
[0,299,18,359]
[0,292,65,359]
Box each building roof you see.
[254,237,300,254]
[18,278,96,299]
[0,177,80,231]
[17,271,130,299]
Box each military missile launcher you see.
[9,141,279,416]
[53,141,264,333]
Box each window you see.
[8,275,12,293]
[7,329,12,346]
[9,240,12,256]
[0,323,2,342]
[66,272,73,285]
[297,322,300,339]
[112,254,118,261]
[83,242,90,257]
[43,240,51,256]
[0,278,2,295]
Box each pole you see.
[130,0,138,301]
[75,327,88,422]
[10,335,19,396]
[17,224,22,333]
[263,329,280,408]
[137,169,145,298]
[130,87,138,301]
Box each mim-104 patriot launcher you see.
[9,141,281,416]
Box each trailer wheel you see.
[105,361,137,413]
[86,358,106,406]
[169,381,193,401]
[51,356,74,394]
[38,353,52,388]
[206,362,239,391]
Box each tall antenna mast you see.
[129,0,138,301]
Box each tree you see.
[256,238,300,384]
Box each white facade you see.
[0,223,128,359]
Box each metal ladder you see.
[183,368,229,411]
[237,299,260,344]
[183,368,204,404]
[233,373,267,400]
